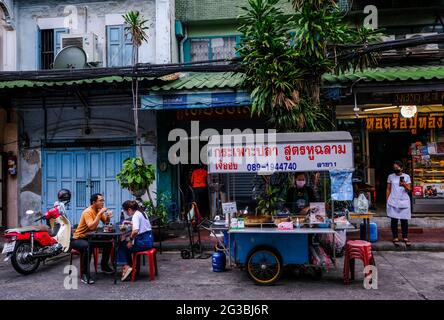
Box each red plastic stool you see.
[343,240,375,284]
[131,248,158,282]
[69,247,99,277]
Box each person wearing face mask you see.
[285,173,316,215]
[386,160,412,247]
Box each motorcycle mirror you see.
[26,210,35,215]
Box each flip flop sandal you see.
[403,239,412,247]
[392,239,400,246]
[121,267,133,282]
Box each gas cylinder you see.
[212,250,226,272]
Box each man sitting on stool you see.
[71,193,114,284]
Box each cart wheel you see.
[181,250,191,259]
[246,246,282,285]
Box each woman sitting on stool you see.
[118,200,153,281]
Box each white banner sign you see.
[208,141,353,173]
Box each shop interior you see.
[368,131,427,209]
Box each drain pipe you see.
[179,24,188,63]
[84,6,88,33]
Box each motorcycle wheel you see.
[11,242,40,275]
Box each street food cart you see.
[207,131,356,285]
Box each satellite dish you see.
[53,46,87,69]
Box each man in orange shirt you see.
[71,193,114,284]
[191,165,209,218]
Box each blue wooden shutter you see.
[74,152,87,224]
[123,27,134,66]
[107,25,123,67]
[43,151,58,212]
[54,28,69,55]
[119,150,134,214]
[107,25,133,67]
[36,26,41,69]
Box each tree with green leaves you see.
[123,11,150,157]
[120,12,156,215]
[238,0,383,132]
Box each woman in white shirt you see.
[386,160,412,247]
[117,200,153,281]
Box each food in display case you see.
[412,151,444,199]
[413,186,423,197]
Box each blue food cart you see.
[207,132,355,285]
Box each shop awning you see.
[207,131,354,174]
[323,65,444,84]
[0,76,155,89]
[141,72,249,110]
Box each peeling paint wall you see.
[15,0,172,70]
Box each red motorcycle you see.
[2,190,72,275]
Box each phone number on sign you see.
[247,162,297,172]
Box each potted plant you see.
[245,175,283,226]
[143,192,171,241]
[143,192,171,225]
[116,157,155,206]
[256,185,282,217]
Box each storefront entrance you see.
[369,132,420,207]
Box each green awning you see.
[149,72,245,91]
[322,65,444,84]
[0,76,154,89]
[2,65,444,91]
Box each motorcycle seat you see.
[6,225,50,233]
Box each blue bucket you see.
[360,222,378,242]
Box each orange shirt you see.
[74,206,108,239]
[191,168,208,188]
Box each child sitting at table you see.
[117,200,153,281]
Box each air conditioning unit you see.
[61,33,100,63]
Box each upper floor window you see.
[107,25,133,67]
[38,28,68,70]
[184,36,240,63]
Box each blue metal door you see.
[43,148,135,225]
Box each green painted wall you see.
[177,0,442,31]
[176,0,293,22]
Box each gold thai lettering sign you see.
[176,107,251,121]
[365,114,444,134]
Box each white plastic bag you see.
[357,193,369,213]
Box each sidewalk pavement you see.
[154,227,444,252]
[1,227,443,252]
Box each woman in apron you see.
[386,160,412,247]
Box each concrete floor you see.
[0,251,444,300]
